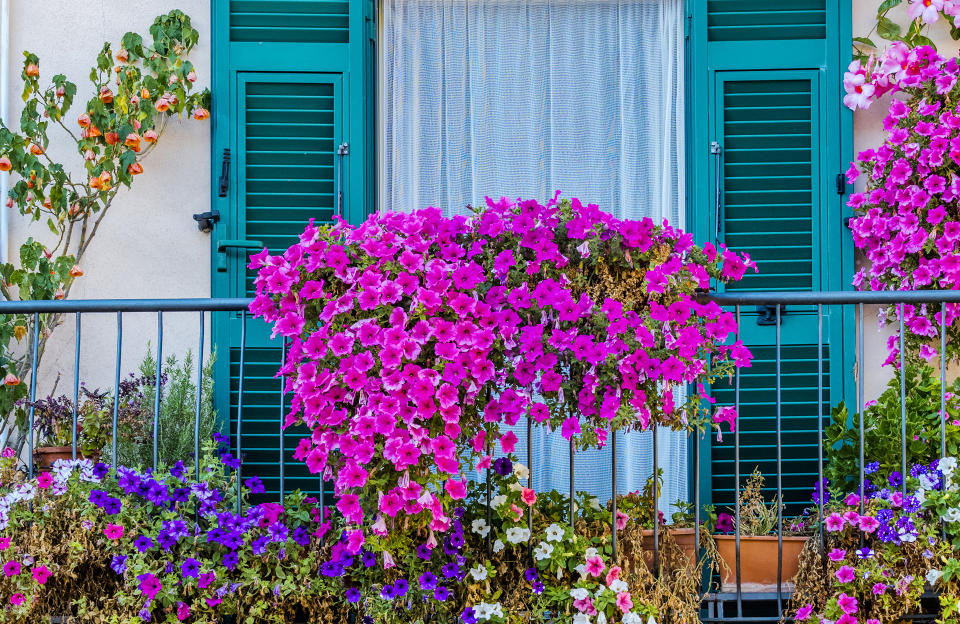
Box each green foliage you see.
[824,362,960,491]
[106,347,217,469]
[0,10,210,451]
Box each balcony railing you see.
[2,290,957,623]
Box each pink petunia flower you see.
[836,565,856,583]
[585,555,605,577]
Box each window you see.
[379,0,687,507]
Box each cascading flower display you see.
[845,45,960,363]
[249,195,754,543]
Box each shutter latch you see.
[835,173,847,195]
[756,305,786,326]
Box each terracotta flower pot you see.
[714,534,809,592]
[34,446,75,471]
[640,527,698,571]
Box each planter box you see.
[714,535,808,593]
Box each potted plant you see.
[712,468,810,592]
[26,392,110,470]
[616,471,699,571]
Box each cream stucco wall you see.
[851,0,960,400]
[3,1,212,395]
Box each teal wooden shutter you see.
[688,0,854,515]
[210,0,375,500]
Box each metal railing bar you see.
[237,311,247,514]
[152,311,163,471]
[899,303,907,499]
[611,429,618,561]
[194,311,204,484]
[816,304,825,555]
[652,422,658,579]
[278,339,286,501]
[734,304,743,617]
[705,289,960,305]
[27,312,39,478]
[857,303,867,515]
[111,312,122,468]
[568,437,575,526]
[527,415,533,534]
[0,298,251,313]
[71,312,80,461]
[776,304,784,610]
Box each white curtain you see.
[380,0,687,513]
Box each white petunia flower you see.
[927,569,944,586]
[491,494,507,508]
[469,565,488,582]
[533,541,554,561]
[513,463,530,480]
[575,563,588,580]
[585,547,599,559]
[608,579,628,593]
[622,614,642,624]
[506,527,531,544]
[596,612,607,624]
[545,523,565,542]
[943,508,960,523]
[471,519,490,538]
[570,587,590,601]
[508,482,523,493]
[493,539,505,553]
[573,614,592,624]
[589,497,602,511]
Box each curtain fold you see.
[381,0,687,513]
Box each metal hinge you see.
[335,143,350,219]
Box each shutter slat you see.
[707,0,827,41]
[242,79,338,297]
[230,0,350,43]
[711,345,830,514]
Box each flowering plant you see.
[791,458,960,623]
[249,195,752,556]
[0,10,210,454]
[851,0,960,69]
[825,362,960,493]
[844,44,960,362]
[0,437,346,623]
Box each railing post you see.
[152,311,163,471]
[111,312,122,468]
[236,311,246,513]
[27,312,39,478]
[71,312,81,461]
[194,311,204,484]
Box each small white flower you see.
[575,563,588,579]
[577,240,591,259]
[585,547,599,559]
[622,614,642,624]
[573,614,592,624]
[647,617,658,624]
[506,527,531,544]
[491,494,507,508]
[940,457,957,476]
[493,539,505,553]
[927,569,944,586]
[556,566,564,580]
[545,522,565,542]
[490,603,503,618]
[469,565,488,582]
[533,541,554,561]
[589,497,602,511]
[513,463,530,480]
[471,519,490,538]
[944,508,960,523]
[508,482,523,492]
[609,579,628,593]
[597,612,607,624]
[920,474,936,490]
[570,587,590,601]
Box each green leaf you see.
[914,34,937,50]
[878,0,902,12]
[852,36,877,48]
[877,15,902,40]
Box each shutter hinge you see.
[684,12,692,40]
[335,143,350,220]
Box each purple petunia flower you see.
[345,587,361,603]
